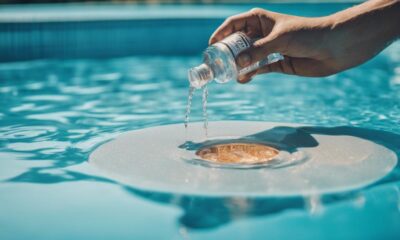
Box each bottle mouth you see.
[188,63,213,89]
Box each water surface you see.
[0,42,399,239]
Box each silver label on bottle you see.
[218,32,251,57]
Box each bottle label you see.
[217,32,251,58]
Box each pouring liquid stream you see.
[184,86,195,129]
[202,85,208,137]
[184,85,209,138]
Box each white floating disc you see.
[89,121,397,197]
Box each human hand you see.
[209,8,336,83]
[209,0,400,83]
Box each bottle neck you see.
[188,63,214,89]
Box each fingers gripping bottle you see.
[188,32,284,89]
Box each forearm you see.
[326,0,400,68]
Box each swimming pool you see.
[1,2,400,239]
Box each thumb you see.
[236,36,280,68]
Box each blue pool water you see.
[1,4,400,240]
[1,42,400,239]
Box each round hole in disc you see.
[195,143,279,165]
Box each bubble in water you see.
[352,194,366,208]
[305,194,323,215]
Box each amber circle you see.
[195,143,279,165]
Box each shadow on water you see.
[123,125,400,230]
[125,186,308,229]
[301,126,400,187]
[123,185,370,230]
[179,126,319,153]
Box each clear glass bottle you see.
[188,32,284,89]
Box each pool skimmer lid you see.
[89,121,397,197]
